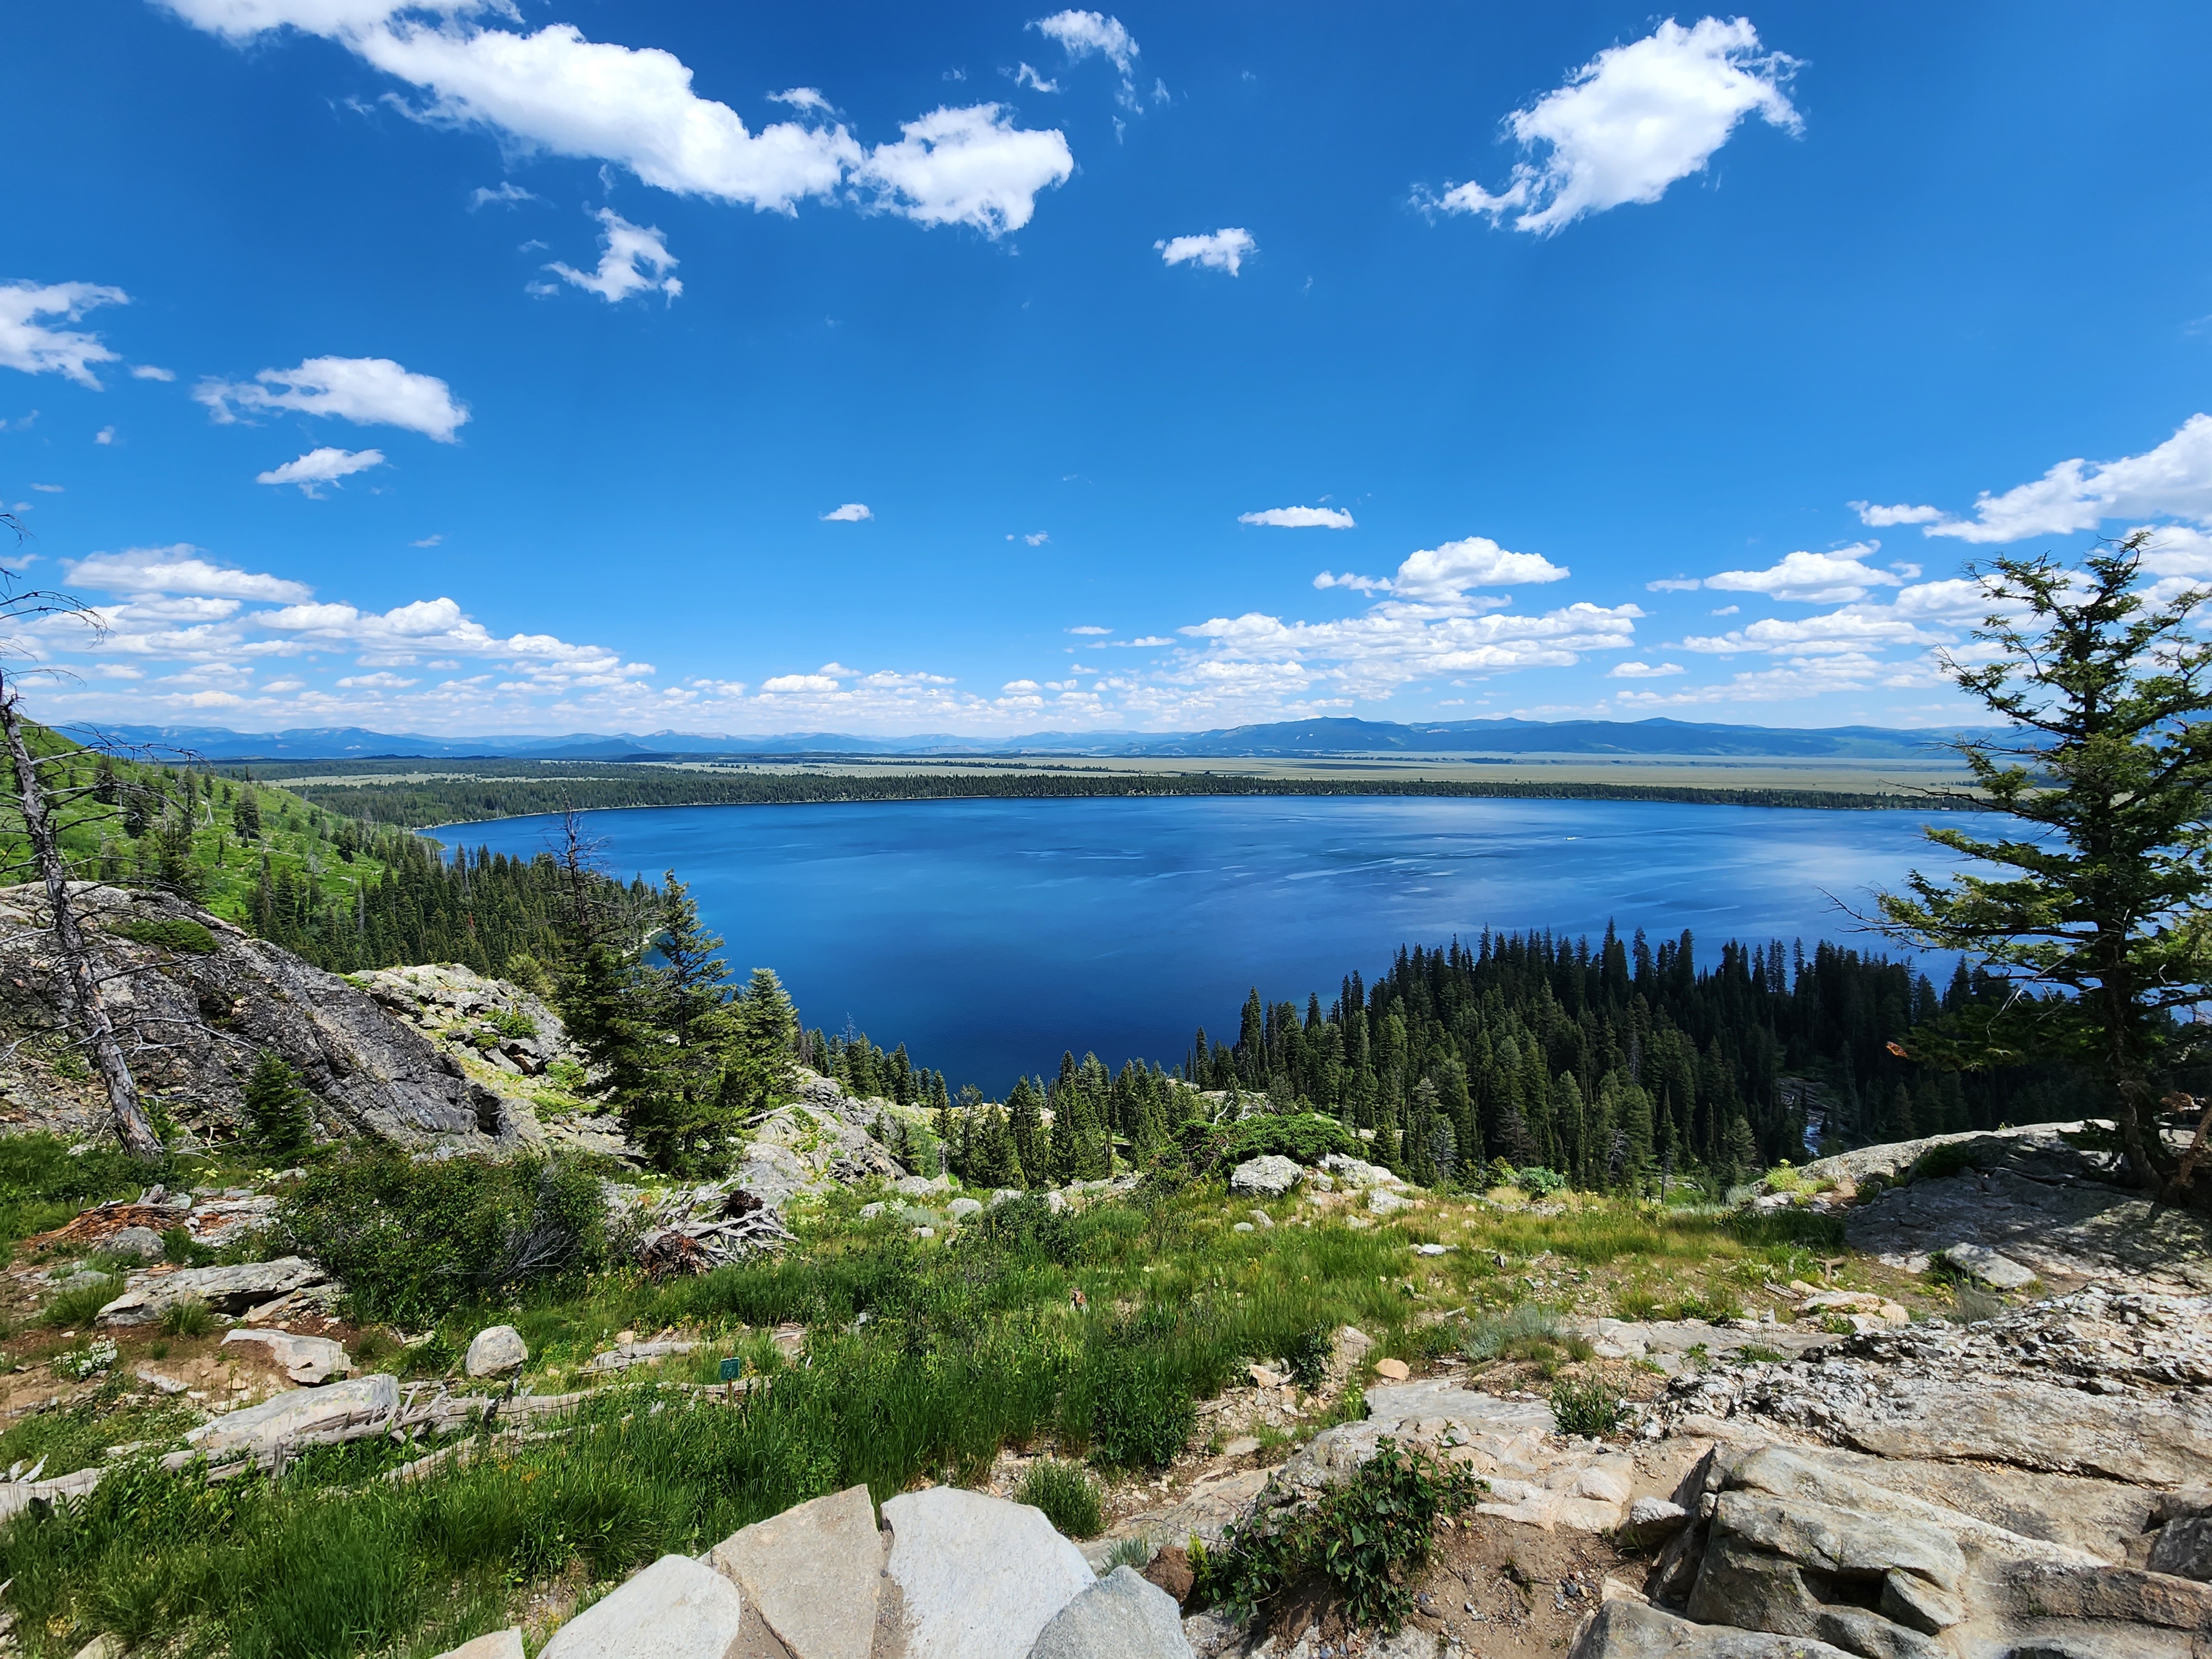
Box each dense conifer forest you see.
[274,764,1981,826]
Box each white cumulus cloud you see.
[1436,17,1799,236]
[1157,228,1256,276]
[1067,624,1110,635]
[1314,535,1569,602]
[1703,546,1902,604]
[0,281,128,387]
[1866,415,2212,544]
[1241,505,1354,529]
[1608,660,1684,677]
[821,502,873,522]
[547,210,682,303]
[196,355,468,441]
[66,545,314,601]
[255,446,388,495]
[857,105,1073,235]
[160,2,1074,237]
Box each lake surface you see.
[431,796,1969,1093]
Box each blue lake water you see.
[430,796,1969,1093]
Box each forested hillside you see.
[275,764,1977,825]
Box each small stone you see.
[70,1637,124,1659]
[948,1197,983,1219]
[464,1325,527,1379]
[1220,1436,1261,1458]
[1623,1496,1689,1547]
[859,1202,885,1219]
[1373,1357,1410,1381]
[1249,1209,1274,1229]
[1232,1223,1254,1233]
[1414,1243,1449,1256]
[1367,1188,1410,1217]
[2149,1515,2212,1582]
[539,1554,745,1659]
[1248,1364,1284,1389]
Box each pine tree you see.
[1007,1076,1044,1187]
[242,1048,316,1156]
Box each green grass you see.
[1018,1458,1103,1539]
[158,1298,215,1339]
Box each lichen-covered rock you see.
[0,884,540,1151]
[465,1325,528,1378]
[1027,1565,1193,1659]
[221,1327,352,1385]
[1228,1155,1301,1197]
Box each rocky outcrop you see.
[220,1328,351,1385]
[96,1255,327,1327]
[185,1373,398,1460]
[537,1555,745,1659]
[1230,1156,1302,1197]
[0,884,541,1151]
[705,1483,881,1659]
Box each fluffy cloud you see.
[1681,607,1944,656]
[1030,9,1140,104]
[1157,228,1254,275]
[1067,624,1110,635]
[761,671,842,693]
[161,3,1073,235]
[857,106,1073,234]
[547,210,682,303]
[131,364,176,382]
[67,546,312,601]
[336,670,419,688]
[0,280,127,387]
[1241,505,1354,529]
[1859,415,2212,544]
[196,356,468,441]
[1703,546,1905,603]
[1436,17,1799,236]
[1608,660,1683,677]
[1315,535,1569,602]
[468,181,539,209]
[821,502,873,522]
[255,446,387,494]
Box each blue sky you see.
[6,1,2212,738]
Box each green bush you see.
[274,1149,609,1324]
[1548,1379,1624,1438]
[1516,1165,1567,1197]
[1283,1323,1334,1391]
[1018,1458,1103,1538]
[1907,1141,1979,1184]
[1214,1113,1358,1172]
[957,1193,1075,1267]
[1084,1349,1196,1469]
[114,917,217,954]
[1198,1438,1481,1633]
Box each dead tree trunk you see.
[0,684,161,1160]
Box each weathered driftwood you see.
[630,1182,795,1277]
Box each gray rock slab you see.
[1833,1376,2212,1489]
[1712,1491,1965,1593]
[1938,1243,2037,1291]
[1228,1155,1301,1197]
[2148,1515,2212,1582]
[706,1483,881,1659]
[1027,1565,1192,1659]
[431,1631,525,1659]
[585,1339,695,1375]
[186,1372,398,1459]
[220,1327,351,1385]
[108,1225,165,1260]
[97,1256,324,1326]
[948,1197,984,1219]
[540,1554,744,1659]
[881,1486,1093,1659]
[465,1325,528,1378]
[1568,1598,1855,1658]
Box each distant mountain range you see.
[73,716,1977,763]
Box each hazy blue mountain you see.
[74,717,1975,763]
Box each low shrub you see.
[274,1149,609,1325]
[1462,1303,1585,1365]
[114,917,217,954]
[1197,1438,1482,1633]
[1548,1379,1624,1438]
[1018,1458,1103,1538]
[1951,1283,2006,1326]
[0,1135,155,1247]
[1907,1141,1979,1184]
[1516,1165,1567,1197]
[1213,1113,1358,1172]
[957,1193,1075,1267]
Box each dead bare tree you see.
[0,514,162,1159]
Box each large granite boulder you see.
[880,1487,1094,1659]
[1228,1156,1301,1197]
[1027,1566,1192,1658]
[464,1326,528,1378]
[220,1327,351,1385]
[706,1483,881,1659]
[539,1555,744,1659]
